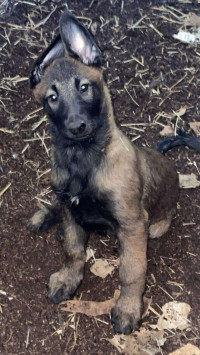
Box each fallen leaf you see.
[90,259,115,279]
[169,343,200,355]
[108,301,192,354]
[189,121,200,136]
[174,106,187,117]
[107,327,166,355]
[185,12,200,27]
[179,173,200,189]
[61,290,120,316]
[61,291,150,320]
[151,301,191,331]
[159,125,174,137]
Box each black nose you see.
[69,121,86,136]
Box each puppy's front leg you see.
[47,207,89,304]
[111,219,147,334]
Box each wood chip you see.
[189,122,200,136]
[179,173,200,189]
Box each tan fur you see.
[90,82,178,332]
[29,52,179,334]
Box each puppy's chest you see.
[52,168,118,233]
[69,190,119,234]
[52,150,118,233]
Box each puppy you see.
[28,10,197,334]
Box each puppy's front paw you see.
[28,208,51,233]
[111,307,140,335]
[47,268,83,304]
[111,297,142,335]
[46,283,73,304]
[28,207,60,233]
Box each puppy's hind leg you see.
[28,200,62,233]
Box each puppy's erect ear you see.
[29,34,64,88]
[59,10,101,66]
[29,11,101,88]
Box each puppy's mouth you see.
[68,134,93,142]
[64,128,97,142]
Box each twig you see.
[128,15,147,30]
[169,73,187,91]
[0,128,14,134]
[149,23,163,37]
[34,7,57,29]
[0,182,11,198]
[124,86,139,107]
[34,197,52,205]
[158,285,174,300]
[25,328,30,349]
[131,135,141,142]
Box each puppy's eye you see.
[80,84,89,93]
[48,94,58,102]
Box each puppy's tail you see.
[154,129,200,155]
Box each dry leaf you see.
[108,301,191,354]
[151,301,191,331]
[108,327,166,355]
[61,290,120,316]
[159,125,174,137]
[90,259,115,279]
[179,173,200,189]
[185,12,200,27]
[174,106,187,117]
[169,343,200,355]
[189,122,200,136]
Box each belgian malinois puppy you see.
[28,10,199,334]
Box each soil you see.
[0,0,200,354]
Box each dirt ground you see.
[0,0,200,354]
